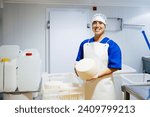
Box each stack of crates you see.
[41,73,84,100]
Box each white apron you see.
[84,40,116,100]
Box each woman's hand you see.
[86,74,99,81]
[87,68,118,81]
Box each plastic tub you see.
[112,64,137,100]
[121,73,150,85]
[120,73,150,100]
[41,73,84,100]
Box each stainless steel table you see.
[121,84,150,100]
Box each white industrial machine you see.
[0,45,41,99]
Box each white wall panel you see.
[3,3,46,71]
[96,6,150,72]
[2,3,150,72]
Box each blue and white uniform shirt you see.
[76,37,122,69]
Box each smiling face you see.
[92,21,106,37]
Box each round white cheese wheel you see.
[75,58,99,80]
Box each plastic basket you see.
[41,73,84,100]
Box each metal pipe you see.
[141,30,150,50]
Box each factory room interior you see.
[0,0,150,100]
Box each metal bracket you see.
[47,20,50,29]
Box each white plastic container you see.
[112,64,137,100]
[4,59,17,92]
[0,45,19,92]
[41,73,84,100]
[17,49,41,91]
[121,73,150,85]
[0,45,20,59]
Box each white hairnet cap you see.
[92,13,107,25]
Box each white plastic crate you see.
[121,73,150,85]
[41,73,84,100]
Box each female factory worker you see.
[75,13,122,100]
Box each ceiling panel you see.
[3,0,150,7]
